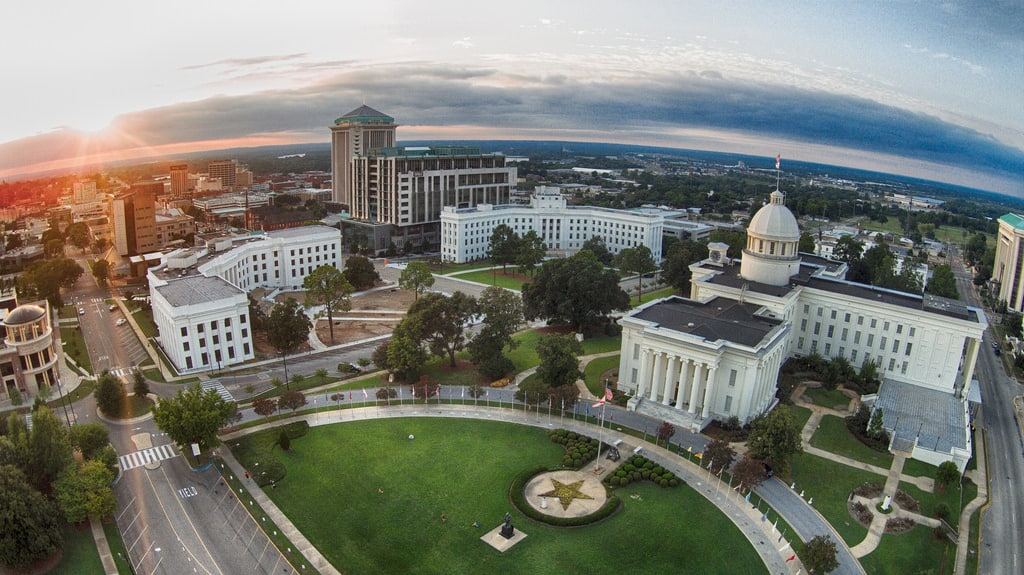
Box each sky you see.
[1,0,1022,195]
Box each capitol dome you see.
[748,191,800,241]
[740,190,802,287]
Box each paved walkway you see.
[220,404,804,575]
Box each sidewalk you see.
[221,403,803,575]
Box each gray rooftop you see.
[630,296,782,347]
[874,380,967,454]
[155,276,244,307]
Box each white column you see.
[689,363,705,414]
[636,349,651,398]
[675,359,691,409]
[702,365,718,418]
[663,355,679,406]
[650,352,665,402]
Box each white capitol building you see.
[617,190,984,472]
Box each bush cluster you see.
[509,466,620,527]
[604,456,680,488]
[549,429,599,469]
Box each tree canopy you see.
[152,383,237,453]
[343,255,379,290]
[746,406,803,474]
[303,265,354,344]
[522,250,629,331]
[398,261,434,299]
[266,299,311,381]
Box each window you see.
[905,342,912,355]
[729,369,737,387]
[724,395,733,413]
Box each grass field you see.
[253,418,767,575]
[49,523,103,574]
[583,355,619,396]
[810,414,894,469]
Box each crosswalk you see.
[118,444,179,471]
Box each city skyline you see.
[1,1,1021,196]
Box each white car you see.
[115,318,127,326]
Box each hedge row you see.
[509,465,621,527]
[604,455,680,489]
[549,429,600,469]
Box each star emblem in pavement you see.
[540,478,594,510]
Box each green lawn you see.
[453,268,530,290]
[252,418,767,575]
[788,452,879,546]
[584,355,619,396]
[61,327,93,374]
[859,524,956,575]
[49,523,102,574]
[802,386,853,410]
[810,414,894,469]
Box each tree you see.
[926,264,959,299]
[615,245,657,301]
[69,423,110,461]
[833,235,864,263]
[661,240,708,292]
[253,398,278,421]
[799,231,816,254]
[387,314,429,382]
[747,406,803,474]
[802,535,839,574]
[152,383,237,453]
[0,465,62,569]
[89,259,110,286]
[702,438,736,476]
[581,236,613,265]
[936,461,959,488]
[132,368,150,397]
[409,291,478,367]
[266,299,311,383]
[488,224,520,272]
[522,250,630,331]
[303,265,354,344]
[468,286,524,378]
[516,230,547,278]
[53,459,116,523]
[732,456,768,489]
[398,261,434,300]
[343,255,380,290]
[95,370,126,418]
[656,421,676,446]
[535,335,584,390]
[278,390,307,414]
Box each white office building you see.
[440,186,664,263]
[149,226,342,373]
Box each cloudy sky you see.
[2,0,1022,195]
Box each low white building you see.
[148,225,342,374]
[440,186,664,263]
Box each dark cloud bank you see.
[3,63,1021,195]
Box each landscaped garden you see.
[236,418,768,575]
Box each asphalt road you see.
[952,252,1024,575]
